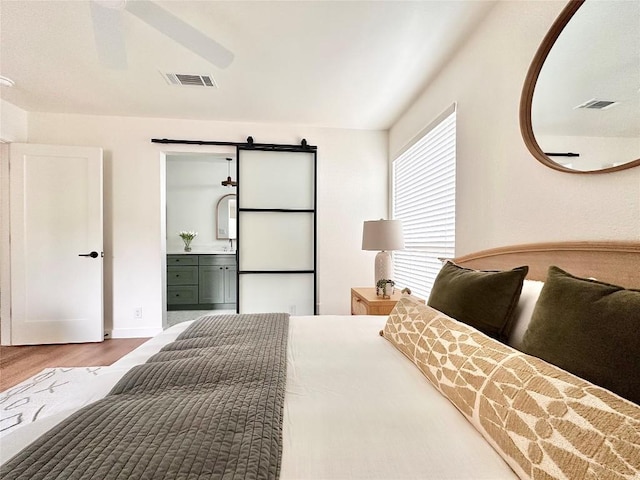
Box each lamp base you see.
[374,250,393,287]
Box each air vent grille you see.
[160,72,218,88]
[575,98,618,110]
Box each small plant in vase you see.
[376,279,395,299]
[179,231,197,252]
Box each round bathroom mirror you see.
[520,0,640,173]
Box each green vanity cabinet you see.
[199,255,236,306]
[224,264,237,303]
[167,254,236,310]
[199,266,225,304]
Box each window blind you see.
[392,108,456,301]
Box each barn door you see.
[236,147,316,315]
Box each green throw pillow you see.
[427,262,528,341]
[522,266,640,405]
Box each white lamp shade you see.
[362,220,404,251]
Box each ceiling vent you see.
[574,98,618,110]
[160,72,217,88]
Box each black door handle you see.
[79,251,99,258]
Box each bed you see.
[1,241,639,479]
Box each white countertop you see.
[167,250,236,255]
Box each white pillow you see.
[507,279,544,351]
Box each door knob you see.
[79,251,99,258]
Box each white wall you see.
[0,99,27,142]
[0,100,28,343]
[23,113,387,336]
[390,0,640,256]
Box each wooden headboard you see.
[452,241,640,289]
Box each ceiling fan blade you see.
[125,0,234,69]
[90,0,128,69]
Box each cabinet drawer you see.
[167,255,198,266]
[199,254,236,266]
[167,266,198,285]
[167,286,198,305]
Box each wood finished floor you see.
[0,338,149,391]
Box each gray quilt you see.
[0,313,289,480]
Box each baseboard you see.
[110,327,163,339]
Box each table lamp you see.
[362,219,405,287]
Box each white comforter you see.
[1,315,516,479]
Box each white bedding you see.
[1,315,517,479]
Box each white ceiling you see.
[0,0,496,130]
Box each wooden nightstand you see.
[350,287,424,315]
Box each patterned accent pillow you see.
[382,296,640,480]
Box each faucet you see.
[229,239,234,251]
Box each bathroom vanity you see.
[167,253,237,311]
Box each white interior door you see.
[8,143,104,345]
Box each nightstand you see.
[351,287,424,315]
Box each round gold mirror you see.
[520,0,640,173]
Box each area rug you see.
[0,367,106,436]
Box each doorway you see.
[161,151,237,329]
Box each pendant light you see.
[221,157,237,187]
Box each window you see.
[392,105,456,300]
